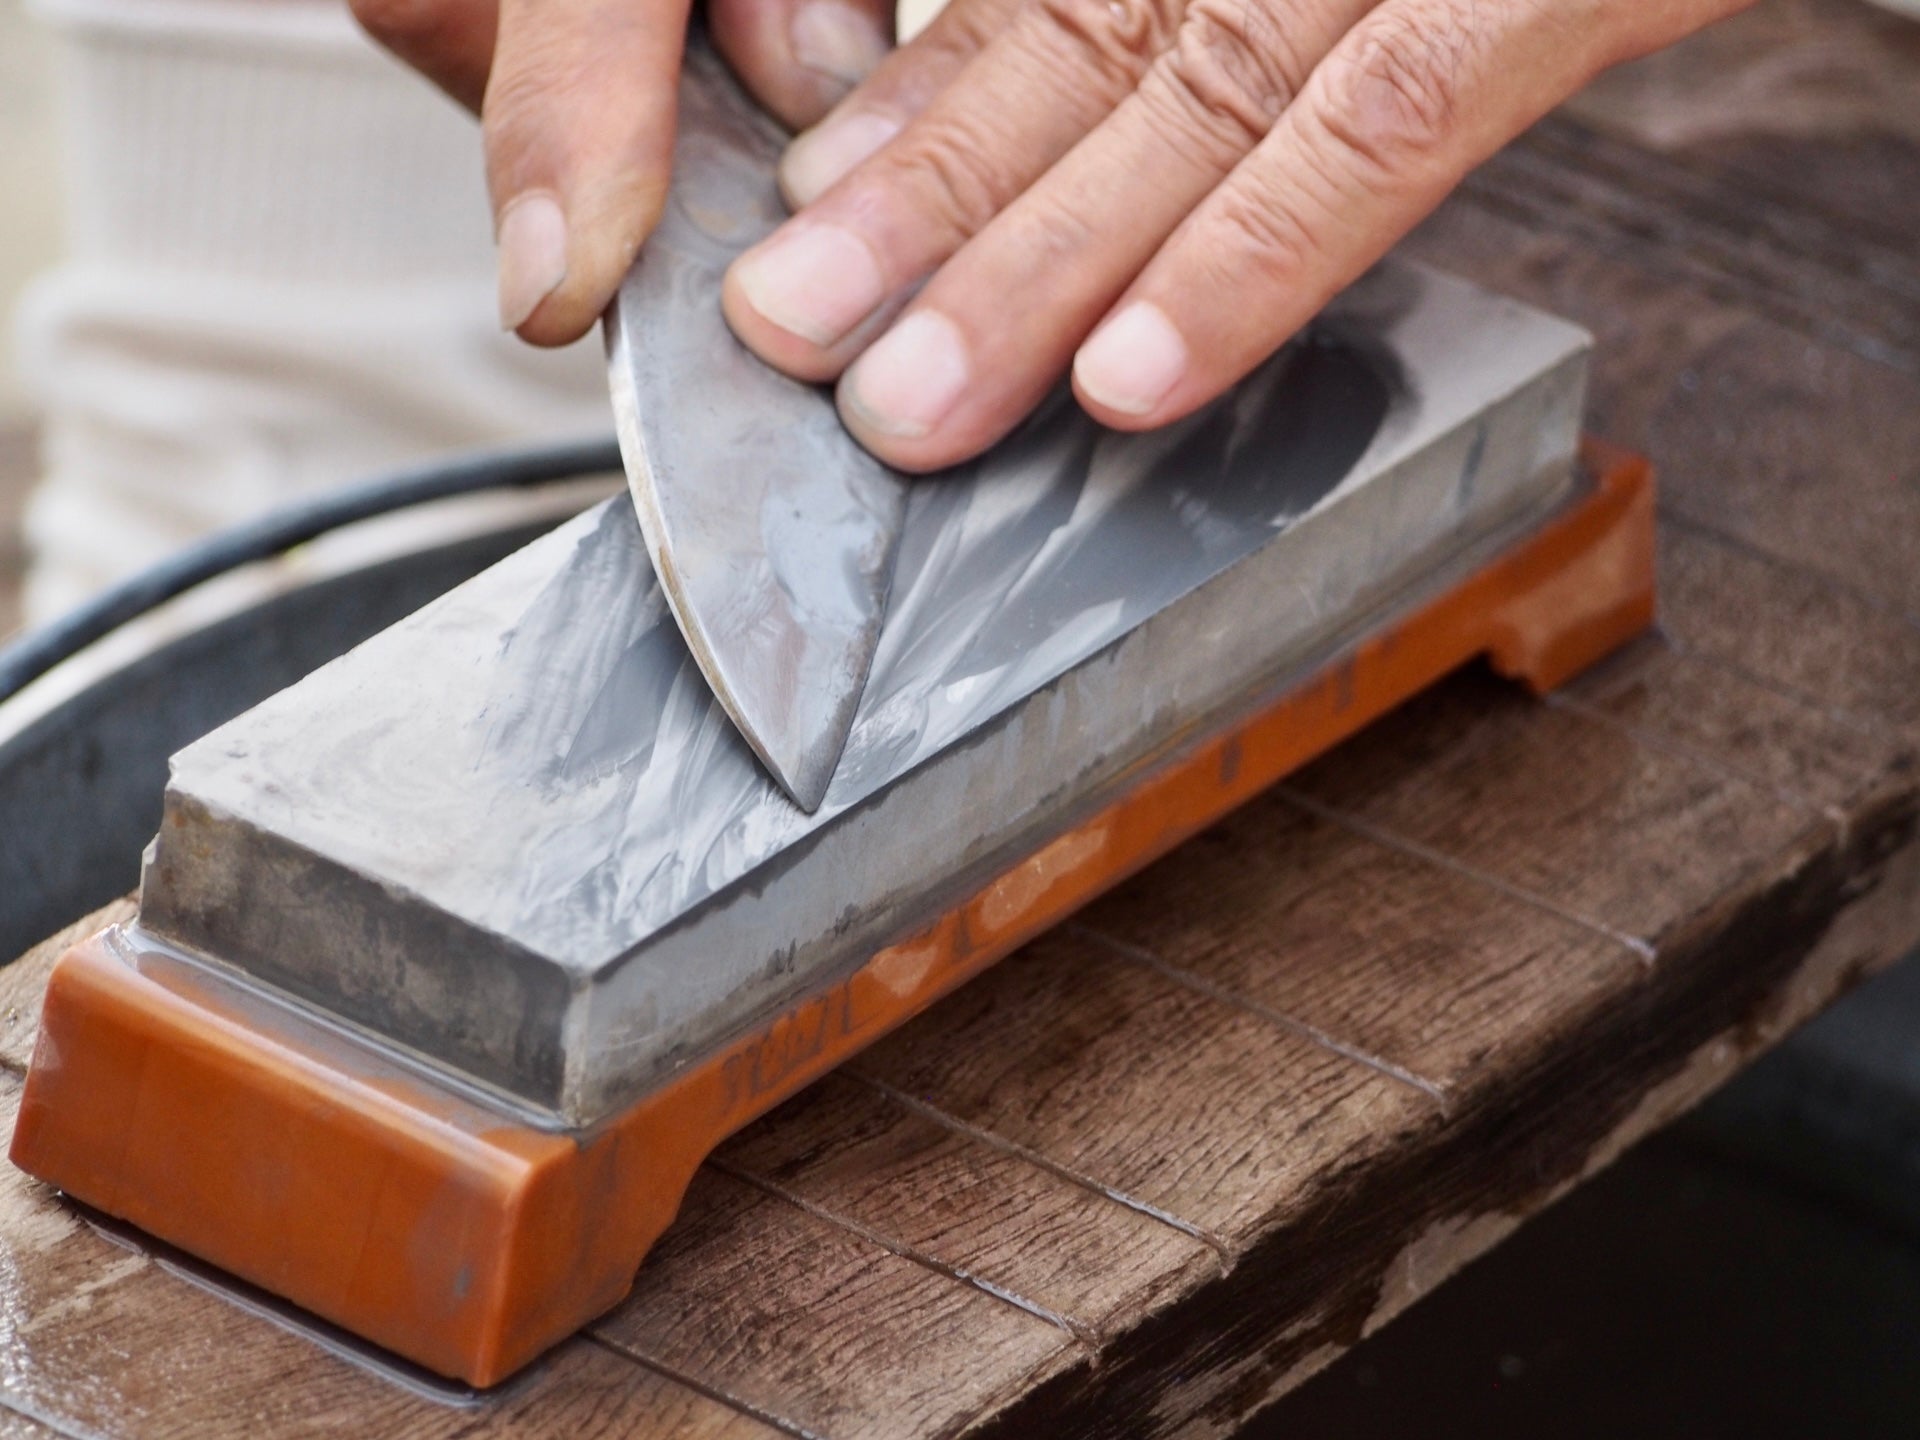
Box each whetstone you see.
[141,263,1589,1126]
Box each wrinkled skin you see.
[352,0,1753,471]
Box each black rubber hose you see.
[0,436,622,706]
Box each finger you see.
[721,0,1183,382]
[1073,0,1625,428]
[776,0,1023,206]
[350,0,498,112]
[710,0,894,131]
[834,0,1376,468]
[485,0,691,344]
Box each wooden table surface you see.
[3,1,1918,1434]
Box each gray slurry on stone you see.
[139,64,1592,1123]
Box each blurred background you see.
[1,0,59,636]
[0,0,611,646]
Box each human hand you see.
[349,0,899,341]
[723,0,1753,471]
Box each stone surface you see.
[142,255,1588,1122]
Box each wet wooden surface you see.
[4,0,1919,1433]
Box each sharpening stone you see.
[139,263,1587,1127]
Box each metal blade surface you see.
[607,40,908,812]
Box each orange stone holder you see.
[11,443,1656,1387]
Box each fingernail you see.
[496,192,568,331]
[732,223,886,347]
[789,1,890,88]
[1074,302,1189,417]
[780,110,901,208]
[842,310,969,439]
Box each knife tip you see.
[745,727,839,814]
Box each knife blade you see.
[606,37,909,813]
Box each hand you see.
[722,0,1753,471]
[349,0,899,342]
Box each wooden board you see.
[3,0,1917,1432]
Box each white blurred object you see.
[895,0,947,42]
[15,0,610,624]
[0,0,63,426]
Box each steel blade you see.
[607,40,908,812]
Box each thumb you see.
[484,0,692,344]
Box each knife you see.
[606,37,909,813]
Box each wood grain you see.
[594,1168,1070,1439]
[715,1071,1220,1340]
[854,932,1427,1244]
[1075,792,1640,1094]
[1553,633,1912,817]
[959,757,1920,1437]
[1286,669,1821,949]
[1656,524,1920,743]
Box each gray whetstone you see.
[139,254,1589,1125]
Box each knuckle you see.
[883,111,1027,238]
[1203,180,1319,290]
[1029,0,1182,91]
[1153,0,1303,147]
[1314,12,1470,180]
[482,61,560,138]
[481,56,602,193]
[924,0,1021,59]
[480,26,592,134]
[1012,190,1102,274]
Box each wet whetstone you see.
[143,261,1589,1124]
